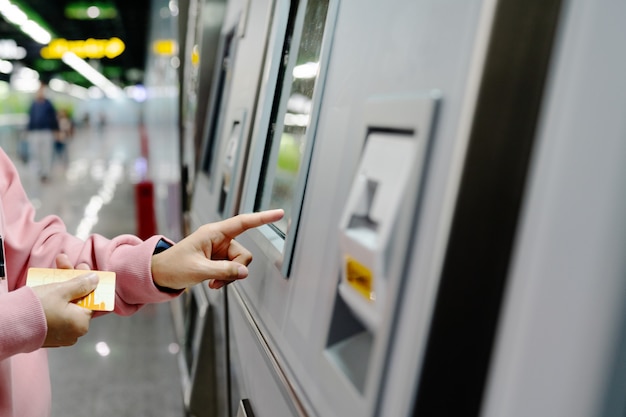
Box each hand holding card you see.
[27,268,116,311]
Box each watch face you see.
[0,236,4,279]
[155,239,172,254]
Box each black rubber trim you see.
[412,0,563,416]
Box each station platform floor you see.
[6,124,186,417]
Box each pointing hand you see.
[151,209,284,290]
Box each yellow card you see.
[27,268,116,311]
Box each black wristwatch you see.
[153,239,172,254]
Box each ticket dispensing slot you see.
[218,121,241,215]
[338,131,420,332]
[218,110,247,217]
[327,94,438,396]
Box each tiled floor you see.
[6,124,186,417]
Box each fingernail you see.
[237,265,248,279]
[84,273,99,284]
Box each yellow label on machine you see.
[345,256,374,301]
[27,268,116,311]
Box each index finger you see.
[217,209,284,238]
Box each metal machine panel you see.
[179,0,227,237]
[482,1,626,416]
[233,0,335,281]
[191,0,277,225]
[230,0,498,416]
[185,0,626,416]
[321,95,439,415]
[184,1,277,417]
[170,285,218,417]
[228,287,306,417]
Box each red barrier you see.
[135,180,156,239]
[139,124,150,159]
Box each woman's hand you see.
[30,253,97,347]
[151,209,284,290]
[31,270,98,348]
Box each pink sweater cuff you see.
[0,286,46,360]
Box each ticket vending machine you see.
[224,0,504,416]
[328,96,439,404]
[187,0,626,416]
[337,98,438,334]
[187,0,282,416]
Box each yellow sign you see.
[152,39,178,56]
[191,44,200,66]
[345,255,375,301]
[41,37,125,60]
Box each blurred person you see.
[53,109,73,167]
[96,111,107,137]
[80,113,90,129]
[0,147,284,416]
[26,83,59,182]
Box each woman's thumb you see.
[61,273,99,301]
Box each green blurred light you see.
[59,71,89,86]
[65,2,118,20]
[34,58,61,72]
[103,66,122,79]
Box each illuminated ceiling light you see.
[20,20,51,44]
[95,341,110,357]
[68,84,89,100]
[1,4,26,25]
[0,1,52,45]
[15,66,38,79]
[168,1,179,17]
[49,78,89,100]
[14,77,40,91]
[48,78,66,92]
[86,6,100,19]
[0,2,123,92]
[0,59,12,74]
[292,62,320,79]
[287,93,312,114]
[11,66,40,92]
[87,86,103,99]
[0,81,10,98]
[124,84,147,102]
[0,39,26,59]
[168,343,180,354]
[65,2,117,20]
[284,112,310,127]
[62,52,123,99]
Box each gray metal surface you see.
[188,0,626,416]
[207,0,497,416]
[482,1,626,416]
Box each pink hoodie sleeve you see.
[0,285,47,361]
[0,149,179,360]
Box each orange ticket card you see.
[27,268,116,311]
